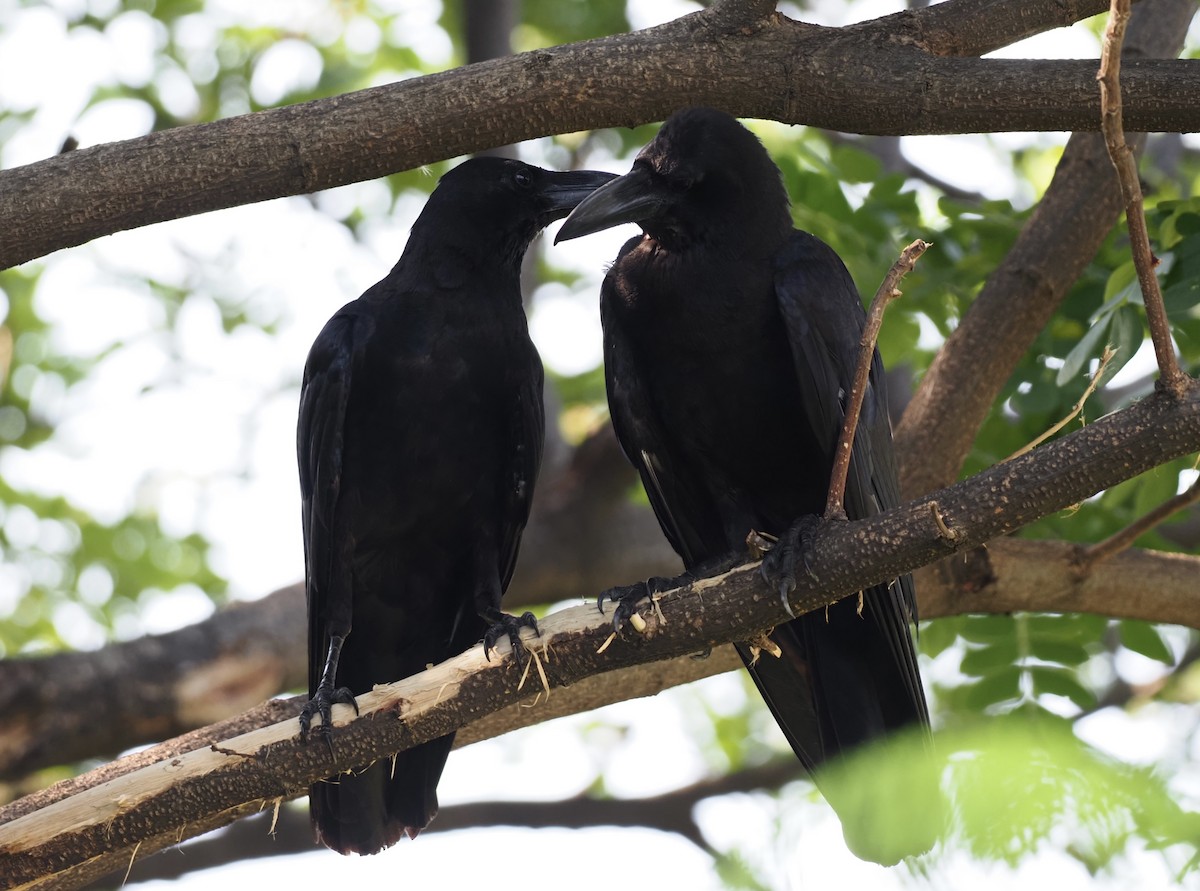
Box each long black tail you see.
[736,580,935,862]
[309,733,455,855]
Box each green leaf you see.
[1133,464,1183,520]
[1100,304,1144,385]
[958,615,1017,644]
[1119,620,1175,664]
[919,618,960,658]
[963,666,1023,710]
[1057,315,1111,386]
[960,640,1019,677]
[1029,666,1097,710]
[830,143,882,184]
[1098,259,1139,310]
[1027,638,1092,666]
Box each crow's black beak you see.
[554,168,663,242]
[540,169,620,220]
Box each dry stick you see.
[825,239,930,520]
[1097,0,1187,396]
[1082,476,1200,566]
[1004,346,1116,463]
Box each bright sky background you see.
[3,0,1199,888]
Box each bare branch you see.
[1004,347,1115,462]
[0,590,305,783]
[2,380,1198,889]
[114,758,803,885]
[8,404,1200,781]
[894,0,1195,498]
[1083,477,1200,566]
[1098,0,1188,395]
[2,3,1198,269]
[827,239,928,520]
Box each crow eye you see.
[513,171,533,189]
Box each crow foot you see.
[483,610,540,666]
[299,682,359,756]
[759,514,822,619]
[598,575,678,634]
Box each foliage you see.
[3,0,1200,887]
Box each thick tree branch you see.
[0,590,305,784]
[892,0,1112,57]
[2,2,1197,269]
[9,532,1197,819]
[109,758,803,886]
[895,0,1195,498]
[8,406,1200,782]
[2,380,1198,890]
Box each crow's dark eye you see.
[513,171,532,189]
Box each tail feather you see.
[310,732,455,855]
[737,586,936,863]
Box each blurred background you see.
[2,0,1200,888]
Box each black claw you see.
[760,514,822,618]
[483,610,540,665]
[598,580,651,633]
[299,683,359,756]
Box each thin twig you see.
[1097,0,1186,396]
[825,239,930,519]
[1082,477,1200,566]
[1005,346,1115,462]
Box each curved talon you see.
[483,610,540,665]
[299,684,359,757]
[778,578,797,619]
[760,514,820,620]
[596,581,651,634]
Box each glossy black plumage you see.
[298,158,615,854]
[557,108,931,861]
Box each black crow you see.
[298,158,615,854]
[557,108,932,862]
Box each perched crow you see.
[557,108,932,862]
[298,158,615,855]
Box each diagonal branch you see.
[1098,0,1187,395]
[1,379,1198,890]
[1082,477,1200,566]
[894,0,1195,498]
[826,239,928,520]
[7,419,1200,782]
[2,3,1198,269]
[112,758,803,886]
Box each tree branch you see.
[2,2,1197,269]
[892,0,1112,57]
[0,589,305,784]
[1082,478,1200,566]
[109,758,803,886]
[827,239,928,520]
[2,379,1198,889]
[894,0,1194,498]
[8,406,1200,782]
[1099,0,1188,394]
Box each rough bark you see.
[0,593,305,784]
[108,757,801,885]
[894,0,1196,497]
[7,409,1200,783]
[2,378,1198,890]
[3,0,1198,269]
